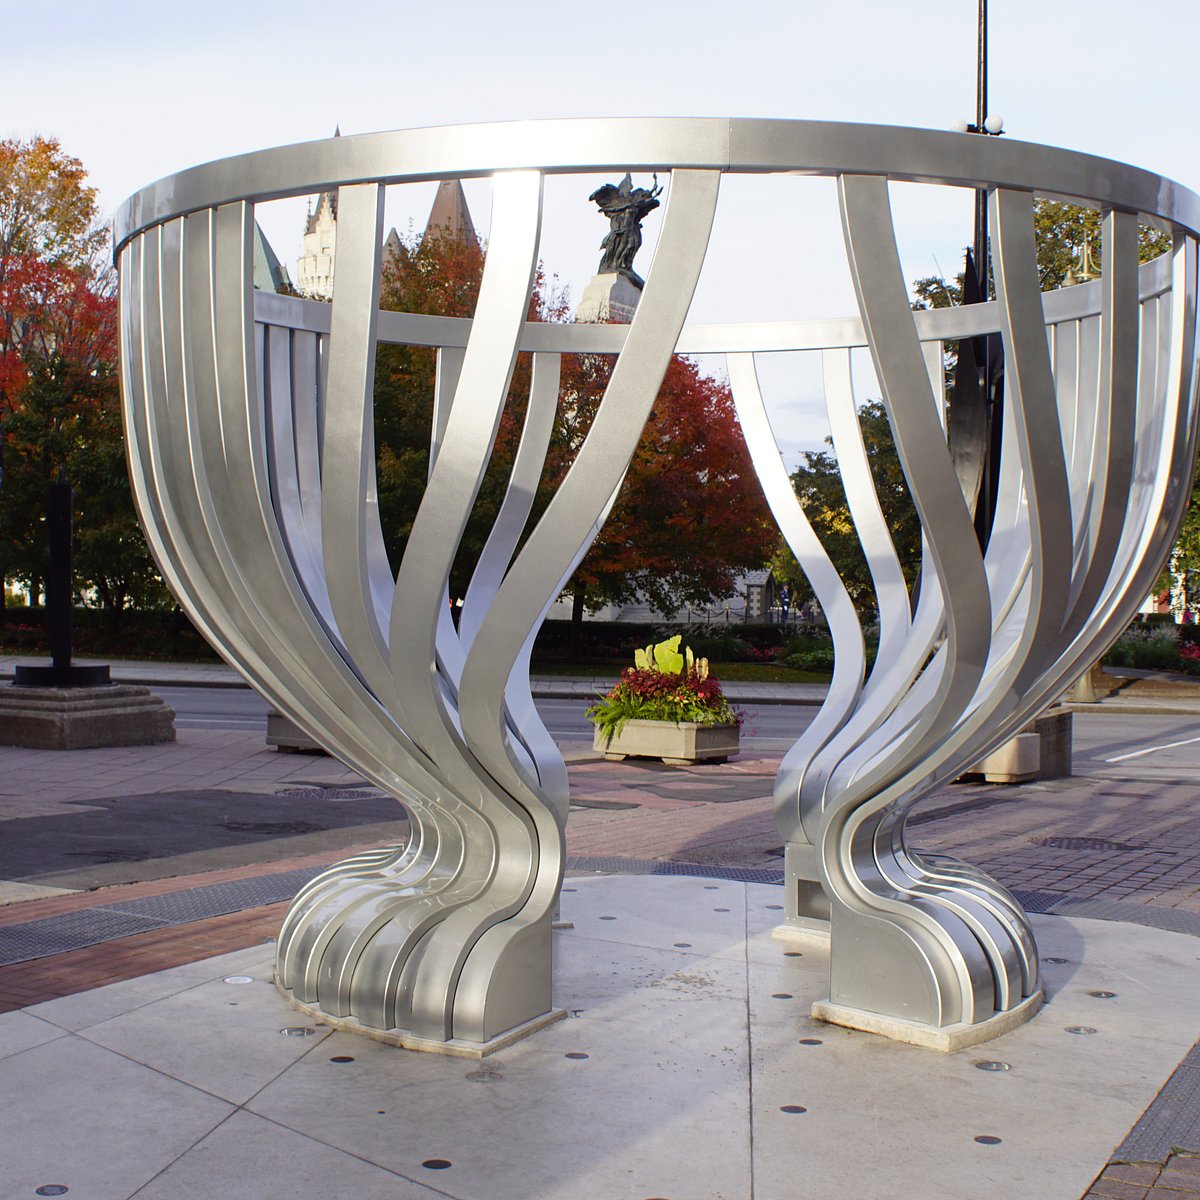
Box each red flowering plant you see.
[585,635,740,745]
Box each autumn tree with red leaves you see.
[373,223,775,618]
[0,137,163,617]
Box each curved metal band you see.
[117,123,1200,1049]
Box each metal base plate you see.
[277,981,567,1058]
[811,989,1044,1053]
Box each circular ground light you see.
[36,1189,69,1197]
[280,1027,317,1037]
[974,1061,1011,1071]
[798,1038,823,1046]
[772,993,794,1000]
[565,1052,590,1059]
[599,916,617,921]
[330,1056,355,1063]
[1042,956,1068,964]
[1066,1026,1098,1035]
[422,1159,452,1170]
[765,904,783,910]
[780,1105,808,1114]
[223,976,253,984]
[674,942,692,948]
[714,907,730,913]
[1088,990,1117,999]
[974,1136,1002,1145]
[784,952,803,958]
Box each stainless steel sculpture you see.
[115,119,1200,1050]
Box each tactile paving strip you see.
[1116,1055,1200,1161]
[2,858,1198,972]
[0,867,325,968]
[567,855,785,885]
[0,909,171,966]
[109,868,324,924]
[1011,889,1200,937]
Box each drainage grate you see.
[1032,836,1144,852]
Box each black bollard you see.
[14,480,110,687]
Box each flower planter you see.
[593,719,740,765]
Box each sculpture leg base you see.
[276,982,567,1058]
[811,989,1043,1052]
[770,918,830,945]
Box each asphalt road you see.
[157,687,1200,776]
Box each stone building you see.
[295,159,477,299]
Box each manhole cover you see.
[275,787,387,801]
[1033,836,1142,852]
[224,820,326,835]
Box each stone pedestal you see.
[0,684,175,749]
[966,708,1073,783]
[574,272,642,323]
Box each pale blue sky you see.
[4,0,1197,457]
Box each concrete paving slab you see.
[0,880,76,906]
[80,973,333,1103]
[251,975,753,1200]
[0,1009,66,1061]
[25,943,275,1032]
[133,1109,441,1199]
[0,1035,232,1200]
[6,875,1200,1200]
[560,870,750,964]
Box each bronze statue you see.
[588,173,662,287]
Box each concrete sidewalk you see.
[3,881,1198,1200]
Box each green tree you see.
[0,138,163,621]
[774,401,921,614]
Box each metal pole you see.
[974,0,988,281]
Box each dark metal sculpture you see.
[588,173,662,286]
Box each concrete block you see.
[0,683,174,749]
[1034,708,1073,778]
[265,710,326,754]
[971,730,1041,782]
[593,719,739,763]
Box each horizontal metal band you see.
[114,118,1200,251]
[251,249,1174,354]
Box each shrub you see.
[585,636,740,744]
[1104,623,1181,671]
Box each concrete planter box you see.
[593,719,739,765]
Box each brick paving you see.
[1084,1154,1200,1199]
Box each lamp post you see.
[949,0,1006,546]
